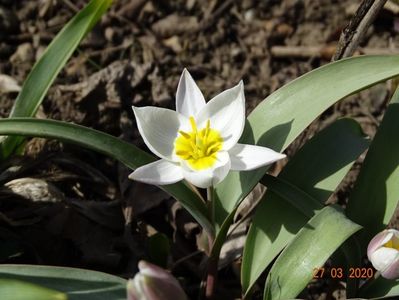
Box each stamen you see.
[189,116,197,132]
[385,239,399,250]
[175,117,223,170]
[205,120,210,138]
[178,130,191,139]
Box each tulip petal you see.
[381,256,399,279]
[182,151,231,188]
[228,143,286,171]
[176,69,206,118]
[196,81,245,150]
[369,247,399,276]
[129,160,183,185]
[367,229,393,259]
[128,261,188,300]
[133,106,187,161]
[139,261,171,281]
[126,279,140,300]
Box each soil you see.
[1,0,399,299]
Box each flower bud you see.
[127,260,188,300]
[367,229,399,279]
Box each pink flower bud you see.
[127,261,188,300]
[367,229,399,279]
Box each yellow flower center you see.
[384,237,399,250]
[174,116,223,170]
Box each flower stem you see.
[203,186,217,299]
[207,186,215,224]
[204,255,218,299]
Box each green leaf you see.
[0,265,125,300]
[359,276,399,298]
[0,0,112,159]
[241,119,369,296]
[215,55,399,230]
[263,206,362,300]
[0,118,213,236]
[0,279,67,300]
[347,86,399,249]
[260,174,322,218]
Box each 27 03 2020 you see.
[313,267,374,279]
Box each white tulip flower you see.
[129,69,286,188]
[367,229,399,279]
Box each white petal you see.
[381,256,399,279]
[368,230,393,258]
[369,247,399,274]
[133,106,187,161]
[128,160,183,185]
[196,81,245,150]
[181,152,231,188]
[228,143,286,171]
[176,69,206,118]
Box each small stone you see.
[10,43,34,64]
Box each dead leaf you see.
[2,177,64,203]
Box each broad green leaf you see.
[0,279,67,300]
[0,265,125,300]
[347,87,399,249]
[0,0,112,159]
[263,206,362,300]
[0,118,213,236]
[215,55,399,230]
[241,119,369,296]
[359,276,399,298]
[260,174,322,218]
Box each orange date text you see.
[312,267,374,279]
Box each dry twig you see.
[333,0,388,60]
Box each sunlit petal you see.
[133,106,187,161]
[176,69,206,118]
[196,81,245,150]
[229,143,286,171]
[129,159,183,185]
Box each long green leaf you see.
[0,265,125,300]
[0,279,67,300]
[263,206,362,300]
[241,119,369,295]
[0,0,112,159]
[260,174,322,218]
[0,118,213,236]
[347,86,399,249]
[215,55,399,230]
